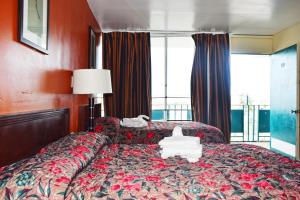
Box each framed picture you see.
[89,27,97,68]
[19,0,49,54]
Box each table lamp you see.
[73,69,112,131]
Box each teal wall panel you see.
[152,110,164,120]
[231,110,244,133]
[258,110,270,133]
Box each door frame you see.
[297,44,300,160]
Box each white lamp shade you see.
[73,69,112,94]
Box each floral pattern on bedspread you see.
[65,144,300,200]
[0,132,107,200]
[95,119,225,144]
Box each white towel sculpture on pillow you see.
[120,115,149,127]
[159,126,203,162]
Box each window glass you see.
[167,37,194,98]
[151,36,194,121]
[231,54,271,105]
[151,38,165,98]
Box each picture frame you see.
[89,26,97,68]
[19,0,49,54]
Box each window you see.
[151,36,195,121]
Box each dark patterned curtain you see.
[190,34,210,123]
[102,32,151,118]
[209,34,231,143]
[190,33,231,143]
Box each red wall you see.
[0,0,100,131]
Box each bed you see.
[1,131,299,199]
[94,117,225,144]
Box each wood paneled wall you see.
[0,0,100,131]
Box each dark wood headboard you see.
[78,103,101,131]
[0,108,70,167]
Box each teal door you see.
[270,45,298,158]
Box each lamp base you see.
[88,97,95,132]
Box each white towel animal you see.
[159,126,202,162]
[172,126,183,136]
[120,115,149,127]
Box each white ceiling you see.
[87,0,300,35]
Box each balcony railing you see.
[152,97,192,121]
[231,105,270,142]
[152,100,270,142]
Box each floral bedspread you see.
[95,117,225,144]
[1,131,300,200]
[0,132,107,200]
[66,144,300,200]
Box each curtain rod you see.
[102,29,229,35]
[101,29,273,37]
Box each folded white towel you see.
[120,115,149,127]
[159,126,202,163]
[159,136,200,148]
[160,146,202,162]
